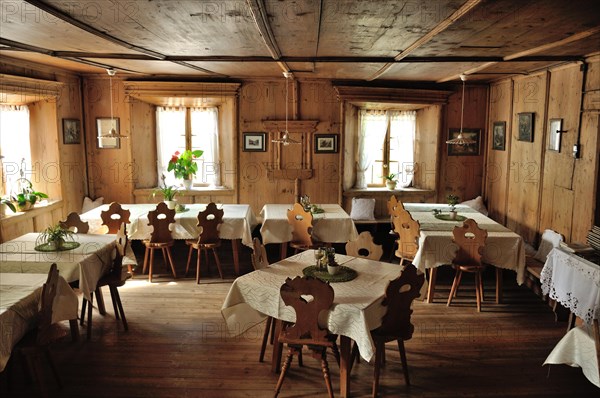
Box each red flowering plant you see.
[167,149,203,180]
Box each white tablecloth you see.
[410,212,526,284]
[222,251,411,362]
[541,248,600,324]
[0,233,115,301]
[0,273,78,371]
[81,203,257,246]
[259,204,359,245]
[404,203,478,214]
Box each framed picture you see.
[314,134,338,153]
[243,132,266,151]
[492,121,506,151]
[548,118,563,152]
[62,118,81,144]
[517,112,534,142]
[447,129,481,156]
[96,118,120,149]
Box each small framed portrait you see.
[243,132,266,152]
[314,134,338,153]
[447,129,481,156]
[62,119,81,145]
[548,118,563,152]
[492,121,506,151]
[517,112,534,142]
[96,118,120,149]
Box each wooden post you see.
[294,178,300,204]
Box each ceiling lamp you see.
[272,71,300,146]
[446,74,476,146]
[98,68,127,139]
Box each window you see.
[357,110,415,188]
[156,106,220,187]
[0,105,31,195]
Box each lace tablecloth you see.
[259,204,359,245]
[541,248,600,324]
[222,251,409,362]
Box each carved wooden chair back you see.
[286,203,314,247]
[392,209,421,261]
[37,263,59,346]
[252,237,269,270]
[59,212,89,234]
[279,276,334,344]
[345,231,384,260]
[147,202,176,244]
[387,195,405,215]
[100,202,131,234]
[109,223,128,278]
[452,218,487,267]
[195,202,224,244]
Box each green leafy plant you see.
[167,149,203,180]
[36,223,74,249]
[1,178,49,213]
[152,175,179,201]
[383,173,397,182]
[446,194,460,211]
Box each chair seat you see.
[143,240,174,248]
[186,239,221,250]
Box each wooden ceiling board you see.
[288,62,389,80]
[381,62,485,82]
[186,61,283,77]
[266,0,320,58]
[0,50,105,73]
[46,0,271,57]
[316,0,465,57]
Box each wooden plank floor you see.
[3,241,598,397]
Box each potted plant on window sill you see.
[167,149,203,190]
[1,178,49,213]
[384,173,397,190]
[446,194,460,220]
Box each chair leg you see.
[454,271,463,298]
[86,291,94,340]
[447,269,462,306]
[196,248,202,284]
[331,340,340,366]
[142,247,150,274]
[165,248,177,278]
[349,342,360,373]
[259,316,272,362]
[274,350,295,397]
[109,286,121,321]
[212,248,223,279]
[185,245,194,276]
[80,299,87,326]
[479,270,485,302]
[397,339,410,386]
[320,350,334,398]
[427,267,437,303]
[475,272,482,312]
[110,285,128,331]
[149,248,155,283]
[373,340,384,398]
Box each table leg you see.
[271,319,283,373]
[427,268,437,303]
[339,335,351,398]
[232,239,240,275]
[69,319,79,341]
[95,287,106,315]
[280,243,287,261]
[495,268,503,304]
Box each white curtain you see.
[356,110,388,188]
[191,107,220,187]
[156,107,186,186]
[389,111,416,188]
[0,105,31,194]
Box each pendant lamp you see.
[446,74,476,146]
[272,71,301,146]
[98,68,127,139]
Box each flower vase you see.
[449,210,457,220]
[164,200,177,210]
[386,180,397,190]
[182,179,193,190]
[327,265,340,275]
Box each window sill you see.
[0,199,63,224]
[343,187,435,200]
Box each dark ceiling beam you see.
[246,0,291,76]
[0,38,54,55]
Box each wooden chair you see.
[447,218,488,312]
[274,276,338,398]
[100,202,131,234]
[185,202,224,283]
[387,196,405,261]
[392,208,421,265]
[15,263,62,397]
[286,202,320,253]
[80,223,131,339]
[59,212,89,233]
[142,202,177,282]
[350,263,425,396]
[345,231,383,260]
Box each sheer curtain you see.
[389,111,416,188]
[191,107,219,187]
[156,107,186,186]
[356,110,388,189]
[0,105,31,194]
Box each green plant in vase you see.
[1,178,48,213]
[446,194,460,219]
[167,149,203,189]
[36,224,75,250]
[383,173,397,190]
[152,175,179,209]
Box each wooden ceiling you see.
[0,0,599,82]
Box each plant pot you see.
[449,210,457,220]
[327,265,340,275]
[385,180,397,190]
[182,179,193,190]
[164,200,177,210]
[16,201,33,212]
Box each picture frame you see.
[492,121,506,151]
[62,118,81,145]
[447,129,481,156]
[243,132,266,152]
[314,134,338,154]
[517,112,534,142]
[548,118,563,152]
[96,117,120,149]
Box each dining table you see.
[80,203,258,274]
[0,273,78,372]
[405,205,525,303]
[259,204,359,259]
[222,250,413,397]
[0,232,115,302]
[541,247,600,387]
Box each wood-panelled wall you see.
[485,56,600,244]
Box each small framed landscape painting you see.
[62,119,81,145]
[243,132,266,152]
[492,121,506,151]
[314,134,338,153]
